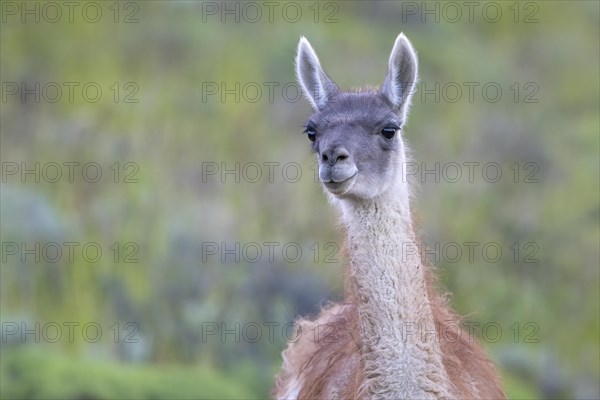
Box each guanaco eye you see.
[305,127,317,142]
[381,126,398,139]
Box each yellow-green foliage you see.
[1,347,252,399]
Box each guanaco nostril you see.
[334,148,350,165]
[322,148,349,165]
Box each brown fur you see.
[272,243,505,399]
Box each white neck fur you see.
[333,161,452,399]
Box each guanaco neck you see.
[339,190,452,399]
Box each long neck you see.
[339,193,452,399]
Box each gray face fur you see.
[296,34,418,201]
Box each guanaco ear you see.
[296,37,337,111]
[381,33,419,120]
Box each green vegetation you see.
[1,346,252,399]
[1,1,598,398]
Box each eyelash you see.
[304,126,317,142]
[381,124,400,139]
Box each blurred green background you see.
[1,1,598,399]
